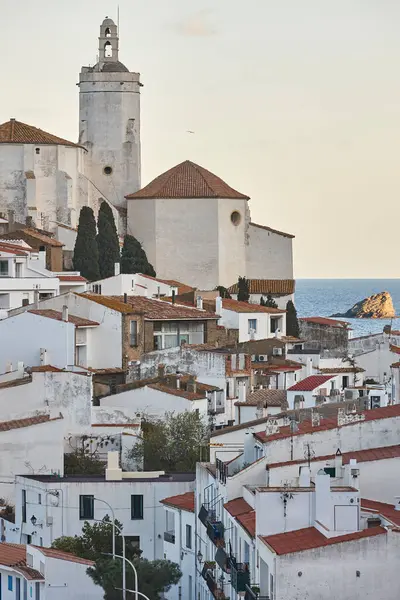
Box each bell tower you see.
[78,16,141,233]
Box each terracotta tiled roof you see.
[148,383,206,401]
[0,544,44,580]
[237,511,256,538]
[160,491,195,513]
[125,160,249,200]
[221,298,285,314]
[361,499,400,526]
[0,415,62,432]
[0,119,82,148]
[33,546,94,565]
[254,404,400,443]
[0,243,29,256]
[0,228,63,247]
[300,316,349,329]
[29,309,99,327]
[152,277,195,295]
[268,444,400,469]
[30,365,63,373]
[252,359,303,373]
[249,222,295,239]
[391,362,400,368]
[236,389,287,407]
[288,375,334,392]
[113,295,218,320]
[227,279,295,295]
[58,275,87,282]
[319,367,365,374]
[224,498,253,517]
[390,344,400,355]
[260,526,386,555]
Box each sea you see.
[296,279,400,339]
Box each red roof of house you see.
[361,499,400,527]
[227,279,295,296]
[58,275,87,282]
[29,309,99,327]
[33,546,94,565]
[237,511,256,538]
[223,498,256,538]
[148,383,206,401]
[160,492,195,513]
[300,317,350,329]
[0,242,30,255]
[255,404,400,443]
[288,375,334,392]
[268,444,400,469]
[221,298,285,314]
[0,119,83,149]
[126,160,249,200]
[260,526,386,555]
[390,344,400,355]
[0,544,44,580]
[0,415,62,432]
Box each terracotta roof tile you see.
[114,295,217,320]
[0,119,82,149]
[58,275,87,282]
[227,279,295,295]
[0,242,29,256]
[250,222,294,239]
[390,344,400,355]
[0,228,63,247]
[300,316,350,329]
[221,298,285,314]
[148,383,206,401]
[0,415,62,432]
[319,367,365,374]
[236,389,287,407]
[0,544,44,580]
[255,404,400,443]
[260,526,386,555]
[268,444,400,469]
[160,491,195,513]
[33,546,94,565]
[288,375,334,391]
[224,498,253,517]
[237,511,256,538]
[126,160,249,200]
[361,499,400,526]
[30,365,63,373]
[29,309,99,327]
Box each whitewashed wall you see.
[162,506,195,600]
[246,224,294,280]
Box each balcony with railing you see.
[201,563,229,600]
[198,498,225,547]
[230,558,250,593]
[244,583,270,600]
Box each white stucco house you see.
[88,271,180,298]
[0,543,100,600]
[13,453,195,561]
[215,297,287,343]
[160,492,196,600]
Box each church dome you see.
[125,160,249,200]
[97,61,129,73]
[101,17,116,27]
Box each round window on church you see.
[231,211,241,226]
[103,166,113,176]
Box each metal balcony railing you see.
[215,547,230,573]
[245,583,270,600]
[206,519,225,547]
[231,561,250,593]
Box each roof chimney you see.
[196,295,203,310]
[187,375,197,394]
[335,448,343,477]
[62,305,69,322]
[105,451,122,481]
[114,262,120,276]
[215,296,223,315]
[172,290,176,305]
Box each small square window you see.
[248,319,257,333]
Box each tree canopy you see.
[214,286,231,299]
[73,207,100,281]
[237,276,250,302]
[52,517,181,600]
[96,201,120,279]
[261,293,278,309]
[286,300,300,338]
[128,411,209,472]
[120,234,156,277]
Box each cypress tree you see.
[73,207,100,281]
[215,286,231,299]
[96,201,120,279]
[264,293,278,309]
[121,234,156,277]
[286,300,300,338]
[237,276,250,303]
[260,296,266,306]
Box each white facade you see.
[79,17,141,225]
[218,301,287,343]
[0,544,101,600]
[246,223,294,279]
[14,467,195,560]
[88,272,176,298]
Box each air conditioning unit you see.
[273,347,283,356]
[258,355,267,362]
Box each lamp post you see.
[94,497,116,559]
[103,552,139,600]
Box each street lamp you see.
[103,552,139,600]
[94,497,116,558]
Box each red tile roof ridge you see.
[0,414,63,432]
[222,298,285,314]
[32,545,94,565]
[28,309,99,327]
[288,374,335,391]
[160,491,195,512]
[268,444,400,469]
[260,525,386,555]
[224,497,254,517]
[361,498,400,526]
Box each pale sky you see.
[2,0,400,278]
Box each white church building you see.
[0,16,294,290]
